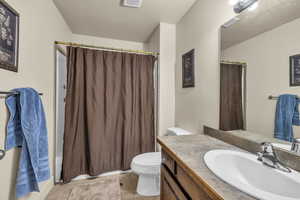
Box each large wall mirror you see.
[220,0,300,151]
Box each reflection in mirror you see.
[220,0,300,152]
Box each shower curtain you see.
[220,63,244,131]
[62,47,156,182]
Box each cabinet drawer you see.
[162,150,176,174]
[176,166,212,200]
[161,166,189,200]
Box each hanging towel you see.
[274,94,300,142]
[5,88,50,198]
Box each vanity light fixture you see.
[232,0,258,13]
[229,0,239,6]
[247,1,258,11]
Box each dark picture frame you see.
[0,0,19,72]
[182,49,195,88]
[290,54,300,86]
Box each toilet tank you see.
[166,127,192,136]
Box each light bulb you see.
[248,2,258,11]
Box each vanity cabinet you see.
[161,166,188,200]
[161,149,221,200]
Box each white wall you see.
[145,23,176,136]
[145,26,160,53]
[159,23,176,136]
[175,0,235,134]
[0,0,72,200]
[222,18,300,138]
[72,33,145,50]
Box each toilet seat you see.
[131,152,161,175]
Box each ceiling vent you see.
[122,0,143,8]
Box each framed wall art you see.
[290,54,300,86]
[0,0,19,72]
[182,49,195,88]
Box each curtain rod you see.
[221,60,247,65]
[55,41,159,56]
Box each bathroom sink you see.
[204,150,300,200]
[272,143,291,151]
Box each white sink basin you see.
[272,143,291,151]
[204,150,300,200]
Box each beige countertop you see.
[158,134,257,200]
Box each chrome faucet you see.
[291,138,300,154]
[257,142,291,173]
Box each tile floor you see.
[46,173,160,200]
[120,173,160,200]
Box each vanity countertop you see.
[157,134,257,200]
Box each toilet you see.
[131,127,192,196]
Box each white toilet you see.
[131,127,192,196]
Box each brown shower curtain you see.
[62,47,156,183]
[219,63,244,131]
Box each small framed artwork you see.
[182,49,195,88]
[0,0,19,72]
[290,54,300,86]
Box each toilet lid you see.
[132,152,161,167]
[131,152,161,175]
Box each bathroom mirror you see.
[220,0,300,151]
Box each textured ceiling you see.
[53,0,197,42]
[222,0,300,50]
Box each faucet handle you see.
[260,142,274,153]
[291,138,300,154]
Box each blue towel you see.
[5,88,50,198]
[274,94,300,142]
